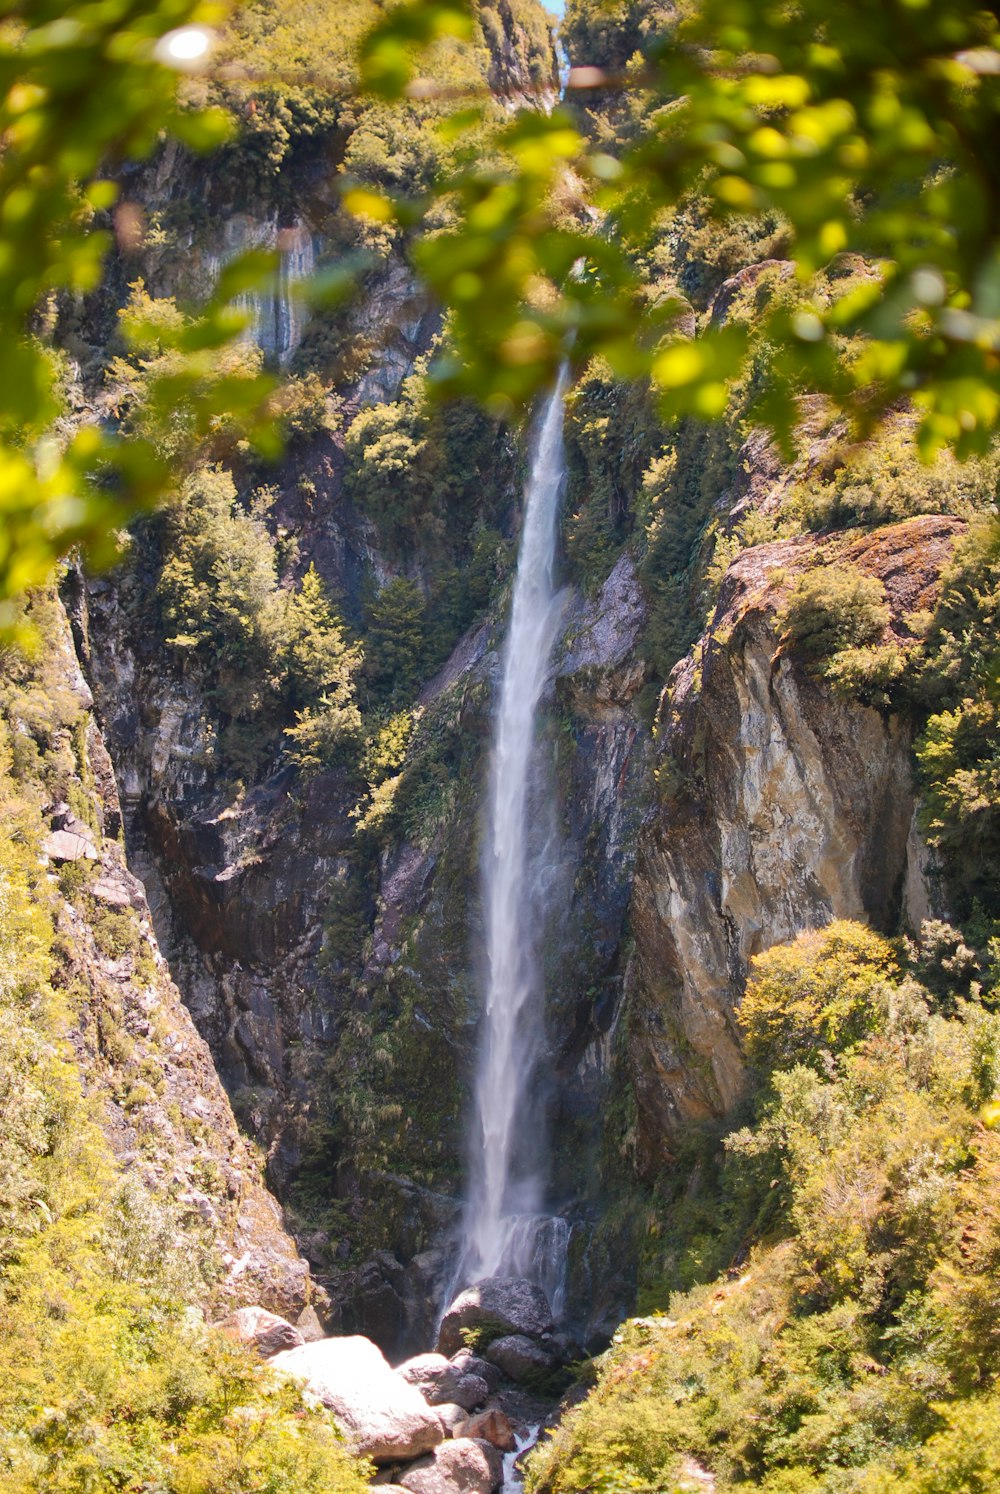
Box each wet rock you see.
[437,1277,554,1357]
[485,1335,555,1382]
[398,1437,502,1494]
[271,1336,443,1462]
[217,1305,304,1357]
[454,1409,517,1453]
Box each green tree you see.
[363,576,429,703]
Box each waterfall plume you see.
[453,369,570,1310]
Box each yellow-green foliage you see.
[737,921,899,1072]
[529,919,1000,1494]
[787,428,1000,532]
[912,519,1000,916]
[0,751,369,1492]
[152,469,362,773]
[780,565,890,661]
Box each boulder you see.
[398,1352,462,1404]
[397,1353,488,1412]
[271,1336,443,1462]
[296,1304,327,1343]
[485,1334,554,1382]
[454,1409,517,1453]
[437,1277,554,1357]
[217,1305,304,1357]
[399,1437,502,1494]
[435,1402,468,1436]
[42,828,98,863]
[452,1374,490,1411]
[448,1349,501,1394]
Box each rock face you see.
[271,1336,444,1462]
[437,1278,554,1357]
[398,1438,503,1494]
[217,1305,304,1357]
[626,515,958,1172]
[33,595,312,1318]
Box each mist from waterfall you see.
[454,369,570,1313]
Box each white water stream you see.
[453,370,571,1309]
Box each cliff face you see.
[54,0,977,1361]
[625,515,958,1173]
[15,588,310,1317]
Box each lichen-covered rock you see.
[271,1335,443,1462]
[485,1335,554,1382]
[399,1356,491,1413]
[437,1278,554,1357]
[398,1353,464,1404]
[398,1437,503,1494]
[217,1305,304,1357]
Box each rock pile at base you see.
[237,1276,565,1491]
[270,1335,444,1462]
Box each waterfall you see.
[453,369,570,1310]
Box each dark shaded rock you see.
[437,1277,554,1357]
[485,1335,555,1382]
[449,1348,501,1394]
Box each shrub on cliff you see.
[787,429,1000,532]
[737,920,900,1075]
[911,520,1000,916]
[780,565,890,661]
[156,472,362,772]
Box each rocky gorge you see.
[6,0,1000,1490]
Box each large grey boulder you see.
[271,1336,443,1462]
[437,1277,554,1357]
[397,1352,489,1412]
[485,1334,554,1382]
[399,1437,503,1494]
[217,1305,304,1358]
